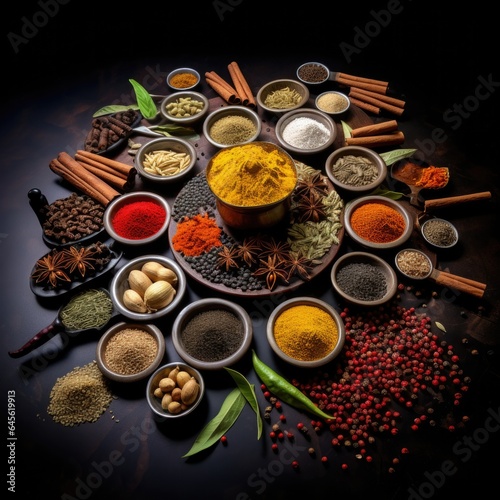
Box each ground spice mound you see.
[172,213,222,256]
[47,361,113,426]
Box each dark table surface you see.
[2,2,499,499]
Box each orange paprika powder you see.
[350,202,406,243]
[172,213,223,256]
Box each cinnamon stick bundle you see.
[346,131,405,148]
[349,97,380,115]
[337,77,388,95]
[228,61,256,108]
[205,71,241,104]
[349,87,406,109]
[349,90,405,116]
[76,150,135,177]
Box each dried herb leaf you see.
[370,186,404,199]
[341,120,352,140]
[150,124,200,140]
[182,388,246,458]
[224,367,263,439]
[435,321,447,332]
[92,104,140,118]
[379,148,417,166]
[129,79,158,120]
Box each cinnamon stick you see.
[205,72,240,104]
[350,120,399,138]
[49,158,111,207]
[77,160,132,191]
[336,77,388,95]
[345,131,405,148]
[75,150,135,177]
[349,97,380,115]
[336,72,389,88]
[348,87,406,109]
[228,61,256,108]
[349,90,404,116]
[56,152,120,204]
[75,154,128,180]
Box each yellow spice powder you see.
[273,305,338,361]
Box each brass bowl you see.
[206,141,298,230]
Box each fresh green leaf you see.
[224,367,263,439]
[435,321,447,333]
[182,388,246,458]
[380,148,417,166]
[129,79,158,120]
[150,124,200,140]
[370,186,404,199]
[93,104,140,118]
[341,120,352,139]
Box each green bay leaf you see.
[92,104,140,118]
[129,79,158,120]
[182,388,246,458]
[379,148,417,166]
[341,120,352,139]
[224,367,263,439]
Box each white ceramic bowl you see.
[420,217,459,249]
[267,297,345,368]
[325,146,387,194]
[166,67,200,91]
[315,91,350,115]
[344,195,413,250]
[96,322,165,383]
[256,79,310,114]
[110,255,186,321]
[171,298,253,370]
[159,91,209,126]
[203,105,261,148]
[104,192,171,246]
[331,251,398,306]
[134,137,197,184]
[146,362,205,419]
[275,108,337,155]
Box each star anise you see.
[260,237,291,263]
[237,237,262,266]
[216,245,240,272]
[31,251,71,288]
[282,251,314,282]
[60,245,97,278]
[253,254,289,291]
[294,171,329,198]
[295,191,327,223]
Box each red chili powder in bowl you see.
[111,201,166,240]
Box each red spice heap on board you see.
[111,201,166,240]
[172,213,222,256]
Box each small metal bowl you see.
[171,298,253,370]
[166,67,200,91]
[420,217,459,249]
[205,141,297,229]
[325,146,387,195]
[104,191,171,246]
[134,137,197,184]
[203,105,261,148]
[296,61,330,85]
[275,108,337,155]
[267,297,345,368]
[159,91,209,126]
[331,251,398,306]
[96,322,165,383]
[256,79,310,115]
[344,195,413,250]
[146,362,205,419]
[110,255,187,321]
[315,91,350,116]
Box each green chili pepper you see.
[251,350,333,421]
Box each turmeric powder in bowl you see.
[267,297,346,368]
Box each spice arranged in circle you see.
[208,114,257,145]
[180,309,244,362]
[421,218,458,248]
[335,262,388,301]
[111,200,167,240]
[273,304,338,361]
[396,249,432,278]
[331,155,379,187]
[350,202,406,243]
[60,288,114,330]
[169,72,198,89]
[264,86,304,109]
[297,63,328,83]
[316,92,349,113]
